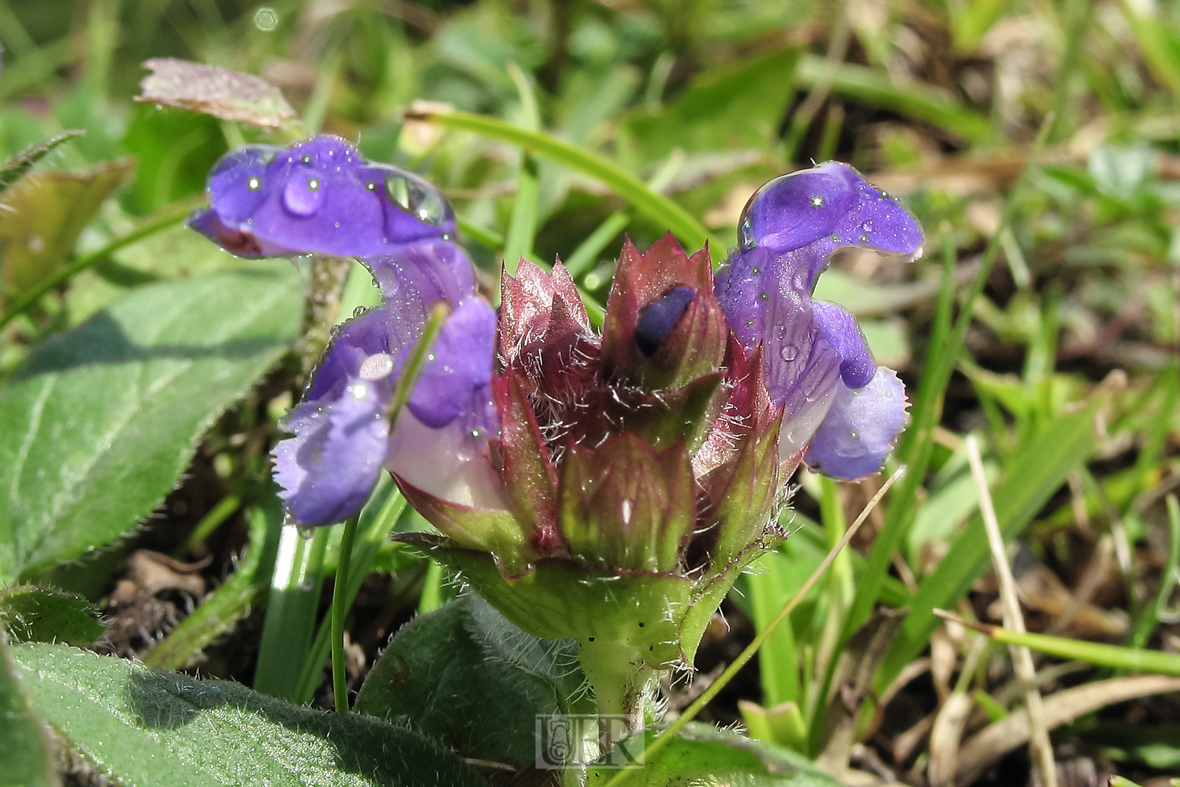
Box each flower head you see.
[401,236,789,669]
[187,135,455,259]
[716,162,924,479]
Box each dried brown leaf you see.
[137,58,297,130]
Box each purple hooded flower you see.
[715,162,924,480]
[273,241,503,525]
[187,135,455,259]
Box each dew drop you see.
[366,181,377,191]
[334,222,340,228]
[829,232,840,242]
[384,174,411,211]
[426,353,437,363]
[359,352,395,380]
[849,429,859,440]
[780,345,798,362]
[809,194,825,209]
[353,306,366,318]
[744,318,755,328]
[858,233,870,243]
[247,176,262,192]
[469,427,485,440]
[283,171,326,216]
[758,291,769,302]
[298,578,315,592]
[862,221,873,232]
[751,266,761,275]
[301,154,312,165]
[348,381,371,401]
[297,525,316,540]
[441,232,453,242]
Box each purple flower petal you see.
[384,408,507,510]
[738,162,925,261]
[188,136,456,259]
[806,367,908,480]
[274,378,392,525]
[274,239,501,525]
[409,297,497,428]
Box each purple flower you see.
[273,241,502,525]
[716,162,924,480]
[187,135,456,259]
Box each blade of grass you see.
[502,63,541,278]
[1127,494,1180,650]
[936,610,1180,677]
[254,520,330,702]
[402,107,721,251]
[796,55,991,142]
[602,468,905,787]
[293,478,406,705]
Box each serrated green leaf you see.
[0,265,303,583]
[0,632,58,787]
[10,642,485,787]
[356,595,583,767]
[0,585,104,646]
[0,130,84,197]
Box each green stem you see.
[331,514,360,713]
[578,639,655,749]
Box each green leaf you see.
[356,595,583,767]
[0,158,135,304]
[0,633,57,787]
[590,722,842,785]
[0,264,303,583]
[10,642,485,787]
[0,129,84,196]
[0,585,104,646]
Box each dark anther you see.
[635,287,696,356]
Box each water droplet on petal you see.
[297,525,316,540]
[301,154,312,165]
[830,232,840,242]
[247,176,262,192]
[353,306,366,318]
[809,194,824,209]
[283,171,325,216]
[744,318,755,328]
[862,221,873,232]
[780,345,798,362]
[359,352,395,380]
[751,266,761,275]
[469,427,485,440]
[858,233,870,243]
[366,181,377,192]
[758,291,769,302]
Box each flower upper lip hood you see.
[187,135,456,259]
